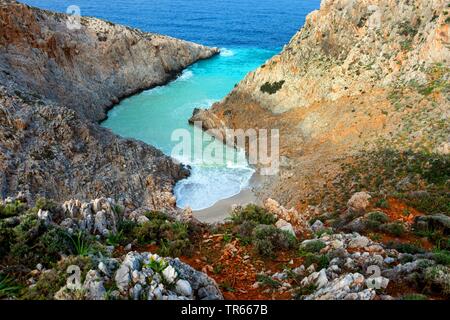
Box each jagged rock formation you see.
[191,0,449,208]
[0,0,218,208]
[0,0,218,121]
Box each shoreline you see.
[192,172,264,223]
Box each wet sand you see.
[192,173,264,223]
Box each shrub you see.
[300,240,326,253]
[230,205,277,226]
[432,250,450,266]
[260,80,285,94]
[0,200,27,218]
[134,212,193,256]
[9,215,75,267]
[387,241,425,254]
[380,222,406,237]
[0,273,21,299]
[35,197,58,212]
[252,225,297,258]
[22,256,94,300]
[235,220,257,244]
[0,222,15,259]
[424,265,450,295]
[256,274,282,288]
[367,211,389,223]
[301,253,330,270]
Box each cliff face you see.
[0,0,217,209]
[0,0,218,121]
[193,0,449,208]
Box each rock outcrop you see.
[0,0,218,207]
[0,0,218,121]
[191,0,449,207]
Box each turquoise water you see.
[102,48,277,210]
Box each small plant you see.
[0,200,27,218]
[432,250,450,266]
[260,80,285,94]
[0,273,21,298]
[220,281,235,292]
[253,225,297,258]
[106,230,124,247]
[380,222,406,237]
[69,232,92,257]
[294,284,317,299]
[256,274,282,289]
[375,198,390,209]
[145,257,168,274]
[229,204,277,226]
[213,263,224,274]
[388,241,425,254]
[301,253,330,270]
[300,240,326,253]
[367,211,389,223]
[35,197,57,212]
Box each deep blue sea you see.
[22,0,321,210]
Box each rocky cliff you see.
[0,0,218,208]
[0,0,218,121]
[192,0,449,209]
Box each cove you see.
[101,48,277,211]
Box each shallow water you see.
[102,48,275,210]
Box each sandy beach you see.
[192,173,264,223]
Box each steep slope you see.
[192,0,449,210]
[0,0,218,121]
[0,0,218,208]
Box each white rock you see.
[162,265,177,284]
[115,265,131,292]
[348,236,370,248]
[275,219,296,237]
[175,279,192,297]
[316,269,329,289]
[347,192,371,212]
[311,220,325,232]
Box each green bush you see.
[260,80,285,95]
[134,212,193,256]
[300,240,326,253]
[0,273,21,299]
[252,225,297,258]
[380,222,406,237]
[0,200,27,218]
[235,220,257,244]
[35,197,58,212]
[432,250,450,266]
[21,256,94,300]
[9,215,76,267]
[301,252,330,270]
[387,241,425,254]
[367,211,390,223]
[230,205,277,226]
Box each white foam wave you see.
[220,48,235,57]
[177,70,194,81]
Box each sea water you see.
[22,0,321,210]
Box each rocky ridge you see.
[190,0,449,208]
[0,0,218,207]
